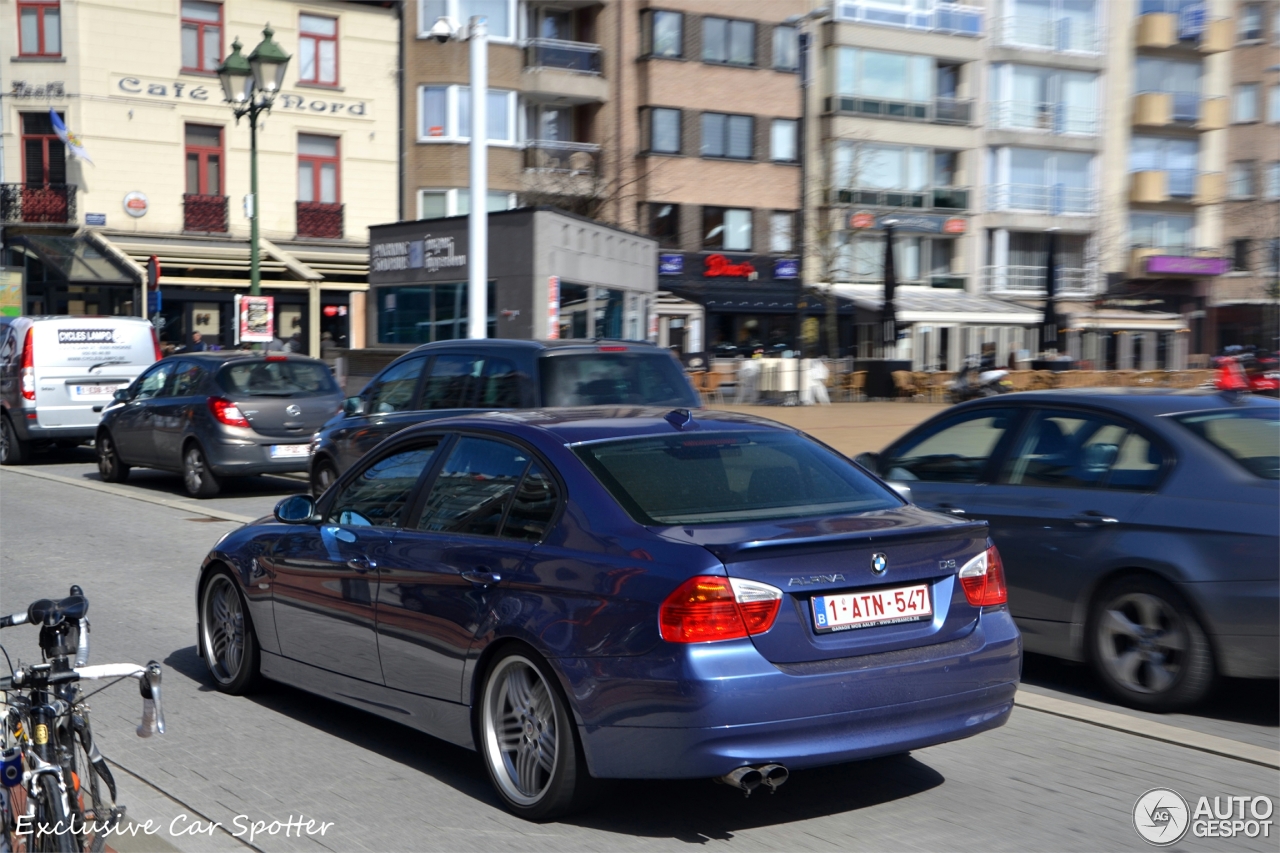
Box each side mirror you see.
[113,388,132,402]
[854,451,882,475]
[342,396,365,416]
[274,494,317,524]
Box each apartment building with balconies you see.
[0,0,398,352]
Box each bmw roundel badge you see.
[871,553,888,575]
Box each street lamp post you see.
[785,8,828,357]
[216,27,291,299]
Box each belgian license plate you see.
[72,384,121,398]
[269,444,311,459]
[811,584,932,633]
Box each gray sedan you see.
[857,389,1278,712]
[96,353,343,498]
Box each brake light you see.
[658,575,782,643]
[20,328,34,401]
[207,397,250,428]
[958,545,1008,607]
[265,355,288,362]
[150,326,162,363]
[598,345,627,352]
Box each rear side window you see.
[886,408,1017,483]
[420,354,483,410]
[218,360,337,397]
[576,431,900,525]
[539,352,699,408]
[1173,408,1279,480]
[503,462,559,542]
[366,356,425,414]
[477,357,528,408]
[999,409,1164,491]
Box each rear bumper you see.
[205,440,313,476]
[11,417,97,443]
[1184,579,1279,679]
[559,608,1022,779]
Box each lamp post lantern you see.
[217,26,291,299]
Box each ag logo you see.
[1133,788,1190,845]
[870,553,887,575]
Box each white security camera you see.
[428,17,458,44]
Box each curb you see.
[0,467,257,524]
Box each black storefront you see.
[658,252,861,357]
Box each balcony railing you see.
[183,194,228,233]
[997,15,1099,53]
[526,38,602,74]
[982,265,1096,296]
[833,186,970,211]
[826,95,974,126]
[988,183,1094,214]
[297,202,344,239]
[525,140,601,175]
[989,101,1097,135]
[0,183,75,224]
[834,1,983,37]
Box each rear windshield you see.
[1171,408,1279,479]
[540,352,699,408]
[217,360,338,397]
[575,431,901,525]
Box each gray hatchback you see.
[96,353,343,498]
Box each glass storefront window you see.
[593,287,624,339]
[558,282,589,340]
[376,282,495,345]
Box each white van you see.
[0,316,159,464]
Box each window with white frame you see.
[1130,136,1199,196]
[835,47,933,102]
[836,233,956,284]
[769,212,794,253]
[418,85,517,143]
[1238,4,1263,40]
[770,119,797,162]
[1004,0,1097,52]
[1265,162,1280,199]
[702,207,752,251]
[418,188,516,219]
[990,146,1093,212]
[419,0,514,41]
[1269,85,1280,123]
[1129,213,1195,252]
[1228,161,1255,199]
[834,142,964,193]
[1233,84,1259,122]
[991,63,1098,133]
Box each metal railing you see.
[987,183,1094,214]
[826,95,974,125]
[834,1,983,36]
[997,15,1100,53]
[182,194,228,233]
[0,183,75,224]
[989,100,1098,135]
[297,201,344,239]
[525,38,602,74]
[1130,168,1210,198]
[833,186,970,211]
[982,265,1096,295]
[525,140,601,175]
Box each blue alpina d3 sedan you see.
[196,408,1021,819]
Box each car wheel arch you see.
[467,635,582,724]
[1076,565,1220,668]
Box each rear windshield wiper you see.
[89,360,129,372]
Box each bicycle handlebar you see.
[1,662,166,737]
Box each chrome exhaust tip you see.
[758,764,789,792]
[715,766,763,797]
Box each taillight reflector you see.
[20,328,34,401]
[958,545,1008,607]
[659,575,782,643]
[207,397,250,428]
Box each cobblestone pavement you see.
[1,401,1275,852]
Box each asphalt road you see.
[1,446,1277,852]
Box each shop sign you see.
[10,81,65,99]
[659,254,683,276]
[1146,256,1229,276]
[123,192,148,218]
[879,214,965,234]
[235,295,275,343]
[85,213,107,226]
[773,258,799,280]
[371,235,466,274]
[704,254,758,279]
[849,211,875,230]
[113,76,370,118]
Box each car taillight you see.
[658,575,782,643]
[208,397,250,428]
[20,328,34,401]
[150,326,162,363]
[265,355,288,362]
[598,345,627,352]
[958,545,1008,607]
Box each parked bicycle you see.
[0,587,164,852]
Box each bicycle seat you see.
[28,594,88,626]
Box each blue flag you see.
[49,109,93,165]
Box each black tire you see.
[311,457,339,497]
[68,722,116,853]
[182,443,221,498]
[477,647,592,821]
[0,414,31,466]
[199,570,260,694]
[34,772,77,853]
[96,432,130,483]
[1088,575,1214,712]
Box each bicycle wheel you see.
[33,773,76,853]
[69,723,117,853]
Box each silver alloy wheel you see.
[1097,591,1188,695]
[0,418,10,463]
[98,435,116,477]
[201,575,245,684]
[482,655,559,806]
[316,463,336,491]
[184,447,206,495]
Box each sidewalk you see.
[708,402,949,456]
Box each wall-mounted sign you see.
[1146,255,1229,276]
[773,258,800,280]
[704,254,757,279]
[942,218,967,234]
[852,214,968,234]
[113,76,371,119]
[123,192,148,218]
[0,269,23,318]
[10,81,65,99]
[371,235,467,274]
[849,211,875,230]
[658,253,683,276]
[235,295,275,343]
[85,213,107,226]
[547,276,560,340]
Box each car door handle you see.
[937,503,966,515]
[347,556,377,573]
[1071,512,1118,527]
[461,569,502,586]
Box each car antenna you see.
[664,409,696,431]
